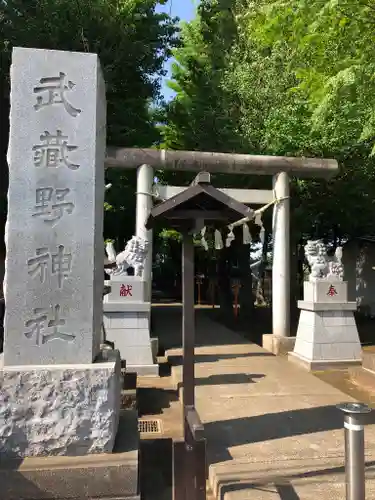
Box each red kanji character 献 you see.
[120,284,133,297]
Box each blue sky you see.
[156,0,198,101]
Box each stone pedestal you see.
[0,349,121,458]
[262,334,296,355]
[2,47,122,458]
[289,281,362,370]
[103,275,158,376]
[0,409,140,500]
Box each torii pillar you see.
[264,171,293,354]
[135,164,153,302]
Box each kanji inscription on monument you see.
[24,304,76,346]
[33,130,79,169]
[33,72,82,116]
[32,187,75,225]
[4,47,106,365]
[27,244,73,287]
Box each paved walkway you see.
[152,306,375,500]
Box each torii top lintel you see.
[105,147,338,178]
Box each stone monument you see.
[0,47,121,457]
[103,236,158,376]
[289,240,362,370]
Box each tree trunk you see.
[290,229,299,303]
[238,241,254,319]
[217,245,234,322]
[290,228,300,329]
[297,240,305,300]
[255,229,268,306]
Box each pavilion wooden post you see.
[180,230,207,500]
[182,231,195,412]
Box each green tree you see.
[163,0,375,242]
[232,0,375,240]
[0,0,179,249]
[161,1,244,154]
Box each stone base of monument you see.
[0,409,140,500]
[288,281,362,371]
[103,276,158,377]
[349,349,375,394]
[0,349,122,458]
[262,334,296,355]
[150,336,159,359]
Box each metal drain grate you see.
[138,419,162,434]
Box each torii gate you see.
[105,148,338,349]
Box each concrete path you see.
[152,306,375,500]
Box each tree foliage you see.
[0,0,179,248]
[1,0,178,145]
[162,0,375,241]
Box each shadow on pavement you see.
[152,305,253,350]
[168,352,273,366]
[138,387,179,416]
[182,373,265,388]
[205,405,375,464]
[2,472,51,500]
[275,482,301,500]
[219,481,301,500]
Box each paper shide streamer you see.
[199,193,289,250]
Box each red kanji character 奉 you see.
[327,284,337,297]
[120,284,133,297]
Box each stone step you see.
[362,350,375,372]
[209,456,375,500]
[122,388,138,410]
[1,410,140,500]
[350,367,375,393]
